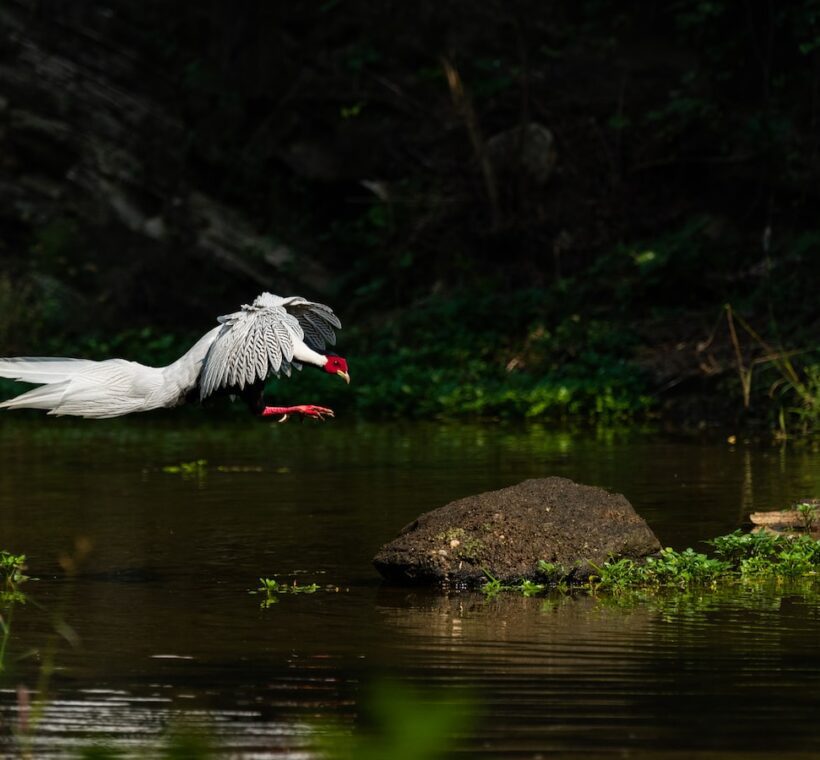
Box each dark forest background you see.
[0,0,818,430]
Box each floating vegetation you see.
[0,551,27,587]
[161,459,208,478]
[256,577,320,608]
[0,549,29,673]
[481,530,820,598]
[161,460,280,478]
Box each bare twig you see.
[441,57,501,230]
[726,304,752,409]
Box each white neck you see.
[292,340,326,368]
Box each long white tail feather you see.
[0,381,70,411]
[0,358,173,418]
[0,358,99,385]
[0,340,218,418]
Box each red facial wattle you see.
[324,356,350,383]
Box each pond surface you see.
[0,419,818,758]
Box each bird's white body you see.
[0,293,340,418]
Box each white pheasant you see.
[0,293,349,421]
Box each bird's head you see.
[323,355,350,384]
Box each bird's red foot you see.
[261,405,335,422]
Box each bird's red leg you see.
[260,405,335,422]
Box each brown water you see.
[0,419,818,758]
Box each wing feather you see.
[280,297,342,351]
[199,295,311,400]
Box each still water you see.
[0,419,818,758]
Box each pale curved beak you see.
[336,370,351,384]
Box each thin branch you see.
[441,57,501,230]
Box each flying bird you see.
[0,293,349,421]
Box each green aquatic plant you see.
[707,530,820,577]
[796,502,818,532]
[517,579,547,597]
[0,551,27,587]
[0,550,29,674]
[644,548,729,588]
[589,548,729,592]
[256,577,320,608]
[707,529,782,564]
[592,536,820,593]
[258,578,320,594]
[480,570,505,597]
[536,560,568,586]
[587,548,730,592]
[162,459,208,478]
[481,567,562,598]
[484,530,820,599]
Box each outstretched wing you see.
[199,294,304,400]
[279,296,341,352]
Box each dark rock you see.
[486,122,557,186]
[373,477,661,586]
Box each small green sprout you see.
[0,552,27,588]
[0,550,29,675]
[480,570,505,597]
[536,560,567,584]
[796,502,818,532]
[518,580,546,597]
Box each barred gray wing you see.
[199,301,303,399]
[279,296,341,351]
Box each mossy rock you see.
[373,477,661,586]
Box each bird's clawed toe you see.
[296,404,335,420]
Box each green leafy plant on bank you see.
[482,530,820,598]
[589,548,729,591]
[796,502,818,532]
